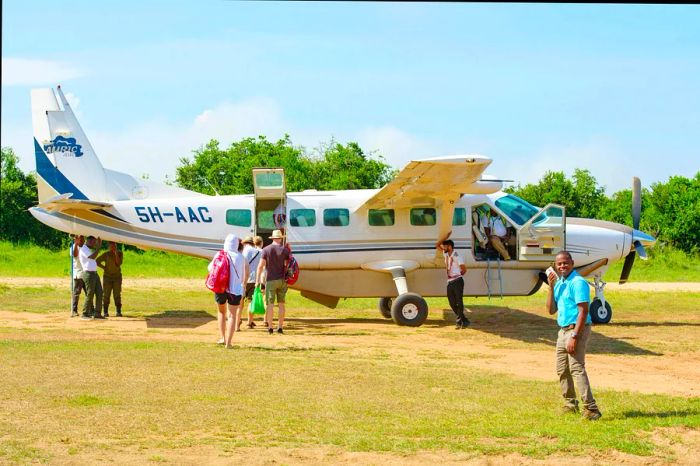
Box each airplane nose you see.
[632,229,656,247]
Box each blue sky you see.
[2,1,699,193]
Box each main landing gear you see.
[377,267,429,327]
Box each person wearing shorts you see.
[239,236,263,329]
[208,233,247,348]
[255,229,289,334]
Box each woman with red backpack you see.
[206,233,247,348]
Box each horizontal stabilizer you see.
[37,194,113,212]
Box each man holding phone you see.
[545,250,602,420]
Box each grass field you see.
[1,278,699,464]
[2,240,699,281]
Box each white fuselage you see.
[30,189,634,300]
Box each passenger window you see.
[452,208,466,226]
[324,208,350,227]
[410,208,436,226]
[368,209,395,226]
[226,209,251,227]
[290,209,316,227]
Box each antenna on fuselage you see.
[201,170,226,196]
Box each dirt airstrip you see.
[1,278,699,398]
[1,278,699,465]
[1,311,698,399]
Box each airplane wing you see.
[360,155,501,210]
[36,193,113,212]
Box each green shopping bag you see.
[250,285,266,315]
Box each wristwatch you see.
[571,332,578,339]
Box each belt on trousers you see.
[560,323,591,330]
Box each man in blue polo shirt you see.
[546,250,602,420]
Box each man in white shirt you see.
[70,235,86,317]
[239,236,263,330]
[479,208,512,261]
[437,237,469,329]
[79,236,104,319]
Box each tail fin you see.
[31,86,111,202]
[31,86,206,203]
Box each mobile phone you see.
[546,266,557,278]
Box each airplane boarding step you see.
[486,258,503,299]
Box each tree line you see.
[2,140,698,254]
[505,169,699,254]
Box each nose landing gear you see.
[589,274,613,324]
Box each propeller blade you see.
[634,240,648,260]
[619,251,636,284]
[632,177,641,230]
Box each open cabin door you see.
[517,203,566,262]
[252,168,286,246]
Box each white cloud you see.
[88,98,287,182]
[189,98,284,143]
[1,57,85,86]
[356,126,437,169]
[494,140,636,194]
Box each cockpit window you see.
[494,194,539,226]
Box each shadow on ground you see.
[146,310,215,329]
[445,305,661,356]
[289,306,661,356]
[621,409,700,419]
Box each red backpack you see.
[205,250,230,293]
[285,255,300,285]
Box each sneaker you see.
[116,311,122,317]
[268,327,274,335]
[80,314,91,321]
[216,338,225,345]
[70,311,78,318]
[455,318,471,329]
[277,328,284,334]
[93,314,105,320]
[104,311,109,317]
[582,408,602,420]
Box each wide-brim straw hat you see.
[270,229,285,239]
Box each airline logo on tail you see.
[43,135,84,158]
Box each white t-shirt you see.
[79,244,98,272]
[71,245,83,278]
[444,251,464,282]
[226,251,246,296]
[480,214,507,237]
[243,245,262,282]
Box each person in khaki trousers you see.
[97,242,123,317]
[546,250,602,421]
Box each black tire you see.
[390,293,429,327]
[589,298,612,324]
[378,297,393,319]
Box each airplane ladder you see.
[486,258,503,299]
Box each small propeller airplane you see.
[29,86,656,326]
